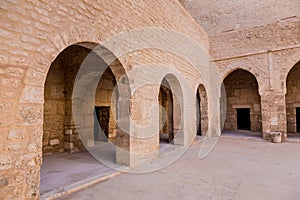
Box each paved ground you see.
[40,151,115,195]
[41,138,171,198]
[57,136,300,200]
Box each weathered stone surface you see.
[223,69,262,132]
[286,62,300,133]
[0,0,298,199]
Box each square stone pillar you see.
[126,97,160,167]
[260,92,287,141]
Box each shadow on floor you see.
[40,141,121,196]
[287,133,300,143]
[222,130,263,140]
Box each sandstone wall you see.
[43,58,65,154]
[95,67,117,139]
[197,84,208,136]
[181,1,300,139]
[286,62,300,133]
[180,0,300,35]
[210,20,300,139]
[0,0,210,199]
[223,69,262,132]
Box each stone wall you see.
[43,58,65,154]
[197,84,208,136]
[286,62,300,133]
[223,69,262,132]
[181,2,300,139]
[0,0,210,199]
[95,67,117,140]
[181,0,299,139]
[159,85,171,135]
[180,0,300,35]
[209,20,300,139]
[43,45,92,154]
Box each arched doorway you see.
[158,74,183,147]
[41,43,129,195]
[196,84,208,136]
[159,78,174,144]
[94,67,117,143]
[43,45,90,154]
[286,61,300,135]
[222,69,262,136]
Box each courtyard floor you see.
[55,135,300,200]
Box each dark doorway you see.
[95,106,110,141]
[297,108,300,133]
[236,108,251,130]
[196,89,201,136]
[159,83,174,144]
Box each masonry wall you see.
[43,58,65,154]
[223,70,262,132]
[197,84,209,136]
[181,1,300,139]
[210,20,300,139]
[180,0,300,35]
[95,67,117,139]
[286,62,300,133]
[0,0,210,199]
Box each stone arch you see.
[36,24,127,87]
[159,78,174,144]
[195,84,209,136]
[42,42,131,166]
[278,50,300,88]
[222,69,262,134]
[158,73,184,145]
[221,65,265,95]
[285,61,300,134]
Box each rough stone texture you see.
[197,84,209,136]
[43,56,65,154]
[0,0,210,199]
[223,69,262,132]
[1,0,299,199]
[180,0,300,35]
[95,67,118,140]
[181,0,300,140]
[58,137,300,200]
[159,84,173,141]
[286,62,300,133]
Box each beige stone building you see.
[0,0,299,199]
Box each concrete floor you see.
[222,130,262,140]
[57,136,300,200]
[40,141,122,198]
[41,138,172,199]
[40,151,115,195]
[287,133,300,143]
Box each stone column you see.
[115,89,131,166]
[260,92,287,141]
[128,88,160,167]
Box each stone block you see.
[0,154,12,170]
[20,86,43,103]
[7,129,24,140]
[64,129,72,135]
[1,78,20,89]
[64,142,74,150]
[50,139,60,146]
[87,139,95,147]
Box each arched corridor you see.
[159,79,174,144]
[41,43,130,195]
[286,61,300,135]
[196,84,208,136]
[158,74,184,147]
[222,69,262,135]
[43,45,91,154]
